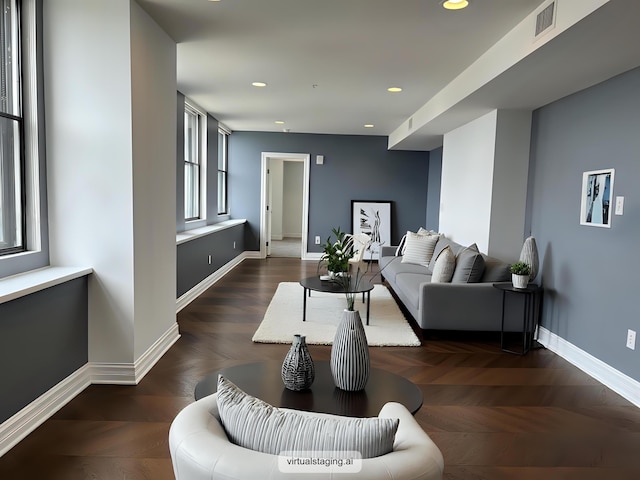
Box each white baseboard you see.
[537,327,640,408]
[176,252,250,312]
[0,364,92,457]
[304,252,322,261]
[91,322,181,385]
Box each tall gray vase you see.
[330,309,370,391]
[281,334,315,391]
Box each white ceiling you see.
[136,0,640,151]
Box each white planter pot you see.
[512,274,529,289]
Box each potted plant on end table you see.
[510,261,531,289]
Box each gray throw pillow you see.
[216,375,399,459]
[481,256,511,282]
[451,244,485,283]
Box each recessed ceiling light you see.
[364,124,374,128]
[387,87,402,93]
[442,0,469,10]
[275,120,285,124]
[252,82,267,87]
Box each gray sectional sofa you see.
[379,236,511,331]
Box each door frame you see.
[260,152,310,259]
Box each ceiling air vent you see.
[535,1,556,38]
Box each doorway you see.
[260,152,310,259]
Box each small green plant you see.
[319,227,352,274]
[510,261,531,276]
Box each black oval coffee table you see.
[300,276,374,324]
[195,360,423,418]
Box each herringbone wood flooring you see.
[1,258,639,479]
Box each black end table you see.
[493,283,543,355]
[195,360,423,418]
[300,276,374,325]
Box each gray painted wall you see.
[0,277,88,423]
[530,66,640,382]
[177,224,244,297]
[426,146,442,231]
[228,132,430,252]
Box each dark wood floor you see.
[1,258,639,479]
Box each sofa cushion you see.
[452,244,485,283]
[481,255,511,282]
[431,245,456,283]
[401,231,439,266]
[216,375,399,459]
[395,273,431,309]
[381,256,430,283]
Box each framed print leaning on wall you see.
[580,168,614,228]
[351,200,391,260]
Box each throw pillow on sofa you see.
[431,245,456,283]
[216,375,399,459]
[451,243,485,283]
[395,228,439,256]
[401,231,440,266]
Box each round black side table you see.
[493,283,543,355]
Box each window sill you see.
[176,219,246,246]
[0,266,93,305]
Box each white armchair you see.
[169,394,444,480]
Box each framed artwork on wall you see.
[579,168,614,228]
[351,200,391,260]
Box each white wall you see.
[269,159,284,240]
[440,109,531,260]
[44,0,177,364]
[130,1,177,360]
[440,111,497,253]
[283,161,303,237]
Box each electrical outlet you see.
[315,236,321,245]
[615,196,624,215]
[208,255,212,265]
[626,329,636,350]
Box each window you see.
[217,126,229,215]
[184,103,205,221]
[0,0,24,256]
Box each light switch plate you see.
[615,196,624,215]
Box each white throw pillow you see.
[401,231,440,266]
[396,228,438,256]
[431,245,456,283]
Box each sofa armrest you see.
[419,282,506,330]
[381,246,398,257]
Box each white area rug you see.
[252,282,421,347]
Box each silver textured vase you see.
[519,236,539,282]
[330,309,370,391]
[281,334,315,391]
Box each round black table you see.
[300,276,374,324]
[195,361,423,418]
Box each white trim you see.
[90,322,181,385]
[0,364,92,457]
[303,252,323,261]
[176,252,252,312]
[537,327,640,408]
[176,219,246,245]
[0,266,93,304]
[260,152,310,259]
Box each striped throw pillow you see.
[216,375,399,459]
[401,231,440,266]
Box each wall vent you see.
[408,117,413,130]
[535,1,556,38]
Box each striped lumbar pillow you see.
[216,375,398,459]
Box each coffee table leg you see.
[366,291,370,325]
[303,287,307,322]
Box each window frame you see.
[217,125,229,216]
[0,0,26,256]
[183,101,207,223]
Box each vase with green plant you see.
[510,261,531,289]
[318,227,352,277]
